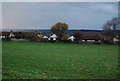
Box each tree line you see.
[50,17,120,44]
[4,17,119,44]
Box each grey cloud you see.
[2,2,118,30]
[0,2,1,30]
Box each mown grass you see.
[0,41,2,80]
[2,41,118,79]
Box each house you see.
[48,34,58,41]
[34,33,42,38]
[43,36,48,39]
[81,33,101,43]
[68,36,75,42]
[0,32,4,39]
[32,33,42,41]
[1,32,10,37]
[113,36,119,44]
[9,31,15,38]
[1,32,11,40]
[40,35,49,42]
[0,36,5,39]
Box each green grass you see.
[0,41,2,80]
[2,41,118,79]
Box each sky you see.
[2,0,120,2]
[2,2,118,30]
[0,2,1,31]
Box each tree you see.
[74,31,82,44]
[23,32,34,40]
[15,32,25,39]
[50,22,68,41]
[102,17,120,43]
[62,34,70,43]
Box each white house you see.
[0,36,5,39]
[68,36,75,42]
[43,36,48,39]
[9,33,15,38]
[49,34,58,41]
[113,37,119,42]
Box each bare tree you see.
[102,17,120,43]
[73,31,82,44]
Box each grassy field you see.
[2,41,118,79]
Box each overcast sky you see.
[0,2,1,31]
[2,2,118,30]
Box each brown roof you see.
[2,32,10,36]
[81,32,101,40]
[0,32,2,36]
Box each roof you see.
[81,33,101,40]
[50,34,57,38]
[68,36,75,39]
[43,36,48,38]
[0,32,2,36]
[2,32,10,36]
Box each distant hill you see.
[2,29,103,34]
[66,30,102,34]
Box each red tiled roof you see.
[2,32,10,36]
